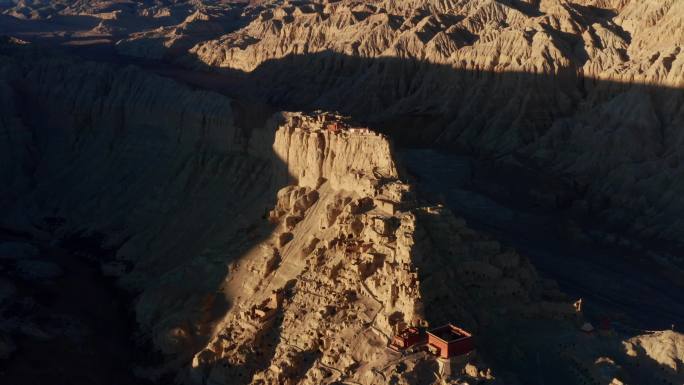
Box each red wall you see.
[428,335,449,358]
[428,334,474,358]
[447,336,474,357]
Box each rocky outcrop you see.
[622,330,684,384]
[188,114,422,383]
[186,112,591,385]
[273,113,397,191]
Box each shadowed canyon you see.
[0,1,683,385]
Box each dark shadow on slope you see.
[0,44,302,385]
[0,230,161,385]
[0,2,266,59]
[498,0,544,17]
[400,148,684,331]
[617,338,683,385]
[0,14,101,34]
[567,3,632,44]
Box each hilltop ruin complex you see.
[183,112,590,385]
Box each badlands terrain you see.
[0,1,683,385]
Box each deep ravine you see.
[0,231,162,385]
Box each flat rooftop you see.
[428,324,471,343]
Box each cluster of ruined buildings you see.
[288,111,385,137]
[283,112,479,362]
[238,289,285,335]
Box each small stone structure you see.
[374,198,397,215]
[389,327,427,351]
[254,290,284,321]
